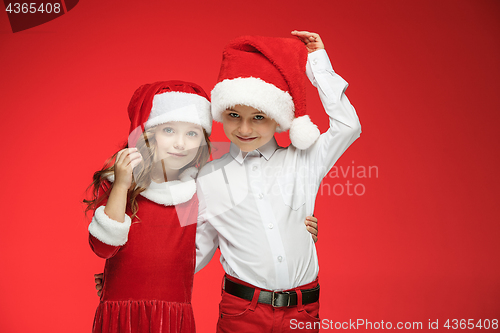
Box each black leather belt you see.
[223,277,320,307]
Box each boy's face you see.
[222,104,278,152]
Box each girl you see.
[86,80,319,333]
[85,80,212,333]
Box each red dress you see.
[89,178,199,333]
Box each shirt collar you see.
[229,137,279,164]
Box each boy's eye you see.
[254,115,265,120]
[229,112,240,118]
[163,127,174,133]
[187,131,198,137]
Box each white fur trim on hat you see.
[211,77,294,132]
[289,115,320,149]
[146,91,212,134]
[88,206,132,246]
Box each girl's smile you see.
[167,152,188,157]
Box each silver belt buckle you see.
[271,291,291,307]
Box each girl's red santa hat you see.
[127,80,212,146]
[211,35,320,150]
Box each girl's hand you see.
[94,273,103,297]
[291,30,325,53]
[305,215,318,243]
[104,148,141,222]
[114,148,142,190]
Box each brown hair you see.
[84,126,211,219]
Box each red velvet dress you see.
[89,179,198,333]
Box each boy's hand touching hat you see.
[291,31,325,53]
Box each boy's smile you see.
[222,104,279,152]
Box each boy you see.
[195,31,361,332]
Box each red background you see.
[0,0,499,332]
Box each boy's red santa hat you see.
[211,35,320,150]
[127,80,212,146]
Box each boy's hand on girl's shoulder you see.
[291,30,325,53]
[94,273,103,297]
[305,215,319,243]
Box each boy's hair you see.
[84,126,211,219]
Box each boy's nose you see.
[238,121,252,135]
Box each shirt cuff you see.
[307,49,334,73]
[306,49,347,100]
[88,206,131,246]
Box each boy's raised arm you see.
[290,31,361,215]
[295,31,361,175]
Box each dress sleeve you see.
[88,181,132,259]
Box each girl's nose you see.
[173,135,185,150]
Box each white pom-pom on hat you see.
[289,115,320,150]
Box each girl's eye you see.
[229,112,240,118]
[187,131,198,137]
[254,115,265,120]
[163,127,174,133]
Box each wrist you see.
[112,183,130,193]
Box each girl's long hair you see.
[84,126,211,219]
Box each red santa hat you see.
[211,35,320,150]
[127,80,212,146]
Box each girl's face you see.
[154,122,205,170]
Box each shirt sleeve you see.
[297,49,361,214]
[304,49,361,179]
[194,177,219,273]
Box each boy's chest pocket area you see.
[277,173,306,210]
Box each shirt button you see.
[252,166,258,171]
[278,256,283,262]
[258,193,264,199]
[268,223,273,229]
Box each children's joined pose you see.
[194,31,361,332]
[87,80,319,332]
[86,81,213,333]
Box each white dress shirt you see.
[195,49,362,290]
